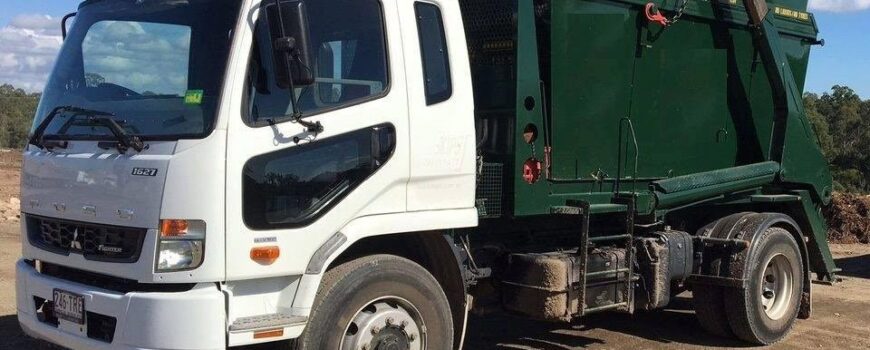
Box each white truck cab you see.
[17,0,476,348]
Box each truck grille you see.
[26,215,147,263]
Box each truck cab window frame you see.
[242,124,396,230]
[243,0,391,127]
[414,2,452,105]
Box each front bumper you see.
[16,260,226,350]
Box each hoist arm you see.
[742,0,838,282]
[742,0,799,163]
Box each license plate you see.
[52,289,85,325]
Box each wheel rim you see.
[760,253,795,320]
[341,296,426,350]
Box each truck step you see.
[583,301,629,314]
[589,234,632,243]
[229,313,308,332]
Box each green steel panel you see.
[630,27,739,178]
[509,0,829,222]
[548,1,635,181]
[512,0,549,216]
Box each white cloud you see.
[809,0,870,12]
[0,14,63,92]
[82,21,191,95]
[10,14,62,35]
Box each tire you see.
[691,212,750,338]
[293,254,454,350]
[693,285,732,337]
[724,227,803,345]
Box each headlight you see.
[156,219,205,272]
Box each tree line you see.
[1,83,869,192]
[0,84,40,149]
[805,86,870,193]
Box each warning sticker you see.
[184,90,204,105]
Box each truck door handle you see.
[371,125,396,167]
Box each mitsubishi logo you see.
[70,229,82,250]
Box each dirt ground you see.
[0,151,21,200]
[0,154,868,349]
[0,151,22,225]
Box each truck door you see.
[397,0,477,212]
[224,0,410,281]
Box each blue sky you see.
[809,10,870,98]
[0,0,868,97]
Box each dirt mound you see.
[0,149,21,166]
[0,197,20,224]
[0,149,21,226]
[824,193,870,244]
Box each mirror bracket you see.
[61,12,77,40]
[274,37,297,53]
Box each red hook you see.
[645,3,669,27]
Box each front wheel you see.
[293,254,454,350]
[725,227,803,345]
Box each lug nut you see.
[371,326,381,334]
[401,320,409,329]
[409,333,417,341]
[386,317,394,326]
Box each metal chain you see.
[668,0,690,25]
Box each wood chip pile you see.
[824,192,870,244]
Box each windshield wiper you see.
[29,106,106,149]
[29,106,145,153]
[85,116,146,153]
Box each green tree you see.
[0,84,40,149]
[804,93,834,159]
[806,86,870,193]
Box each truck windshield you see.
[31,0,242,141]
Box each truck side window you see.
[245,0,389,125]
[414,2,452,105]
[243,125,394,229]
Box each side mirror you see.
[265,0,315,88]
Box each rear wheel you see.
[293,254,454,350]
[693,285,732,337]
[725,227,803,345]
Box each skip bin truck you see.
[16,0,838,348]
